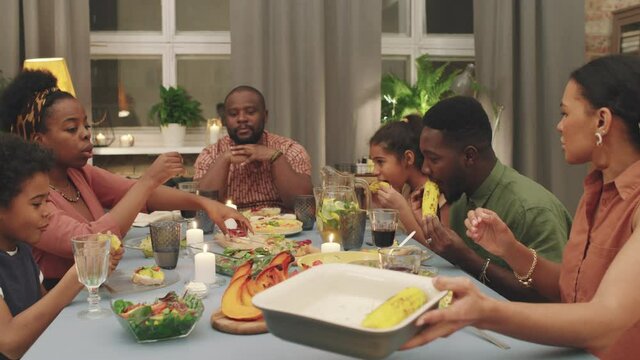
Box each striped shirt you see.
[194,131,312,211]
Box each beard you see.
[228,123,265,145]
[443,188,464,203]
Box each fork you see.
[468,327,511,350]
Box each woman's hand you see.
[464,208,517,258]
[202,199,253,234]
[401,276,493,350]
[374,185,406,210]
[140,152,185,187]
[109,246,125,274]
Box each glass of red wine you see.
[177,181,198,223]
[369,209,399,248]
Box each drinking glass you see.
[378,245,424,274]
[195,189,219,234]
[71,234,111,319]
[149,221,181,269]
[294,195,316,230]
[369,209,399,247]
[177,181,198,222]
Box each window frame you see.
[381,0,475,84]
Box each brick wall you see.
[586,0,640,59]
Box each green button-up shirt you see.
[448,160,571,268]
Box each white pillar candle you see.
[225,200,237,210]
[321,233,341,253]
[194,244,216,284]
[186,227,204,246]
[120,134,134,147]
[209,124,221,144]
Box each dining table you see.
[25,224,594,360]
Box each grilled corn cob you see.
[361,287,428,329]
[422,180,440,217]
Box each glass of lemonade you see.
[71,234,111,319]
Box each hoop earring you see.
[595,132,603,147]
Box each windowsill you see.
[93,146,204,155]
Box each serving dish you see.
[252,263,447,359]
[111,291,204,343]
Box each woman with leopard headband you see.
[0,70,250,288]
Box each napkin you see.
[133,211,181,227]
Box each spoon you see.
[398,230,416,247]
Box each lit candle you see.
[225,199,237,210]
[95,133,107,146]
[186,222,204,246]
[120,133,134,147]
[209,123,221,145]
[321,233,341,253]
[194,244,216,284]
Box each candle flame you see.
[226,199,233,206]
[203,244,208,253]
[329,233,334,243]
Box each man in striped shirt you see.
[194,86,313,211]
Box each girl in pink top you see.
[0,70,250,286]
[403,55,640,359]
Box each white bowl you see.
[252,263,447,359]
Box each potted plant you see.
[149,86,204,147]
[381,54,460,123]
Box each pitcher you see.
[320,166,371,210]
[316,186,360,245]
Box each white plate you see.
[104,268,180,295]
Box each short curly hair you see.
[0,133,53,208]
[0,70,74,138]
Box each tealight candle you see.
[321,233,341,253]
[225,200,238,210]
[194,244,216,284]
[95,133,107,146]
[120,133,134,147]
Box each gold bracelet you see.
[270,149,283,163]
[513,248,537,287]
[478,258,491,284]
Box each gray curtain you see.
[473,0,587,213]
[230,0,381,183]
[0,0,91,113]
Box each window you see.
[381,0,474,83]
[89,0,230,132]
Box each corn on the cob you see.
[361,287,428,329]
[422,180,440,217]
[369,180,390,193]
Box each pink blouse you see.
[33,165,147,279]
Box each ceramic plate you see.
[297,251,378,268]
[104,268,180,295]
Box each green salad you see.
[112,291,203,342]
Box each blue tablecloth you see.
[25,226,593,359]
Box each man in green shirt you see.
[415,96,571,302]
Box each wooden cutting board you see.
[210,309,268,335]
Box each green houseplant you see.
[381,54,460,123]
[149,86,204,147]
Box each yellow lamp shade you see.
[23,58,76,97]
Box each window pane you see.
[177,55,231,119]
[90,0,161,32]
[91,57,162,127]
[425,0,473,34]
[176,0,230,32]
[382,56,409,82]
[382,0,410,34]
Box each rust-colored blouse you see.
[559,160,640,359]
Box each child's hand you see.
[375,185,405,210]
[109,246,125,274]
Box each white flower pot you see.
[160,124,186,147]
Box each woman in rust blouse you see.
[403,54,640,359]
